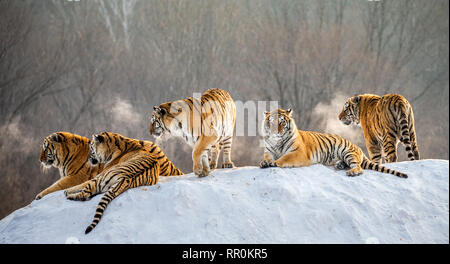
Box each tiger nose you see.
[269,123,279,133]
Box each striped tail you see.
[85,179,129,234]
[361,157,408,178]
[398,104,416,161]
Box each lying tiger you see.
[37,132,104,200]
[338,93,419,164]
[63,131,183,234]
[37,131,182,200]
[149,88,236,177]
[260,108,407,178]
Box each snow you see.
[0,159,448,244]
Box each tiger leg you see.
[64,180,92,195]
[65,178,100,201]
[220,136,234,168]
[274,151,309,168]
[366,139,382,164]
[342,151,363,176]
[36,175,88,200]
[382,134,398,163]
[193,135,217,177]
[208,144,220,170]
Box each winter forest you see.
[0,0,448,219]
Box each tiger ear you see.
[264,111,270,116]
[93,134,104,143]
[351,95,361,104]
[153,105,166,115]
[286,108,292,116]
[51,133,62,143]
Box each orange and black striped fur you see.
[261,108,407,178]
[37,132,104,200]
[338,94,419,164]
[64,132,183,234]
[149,88,236,177]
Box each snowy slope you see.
[0,159,448,244]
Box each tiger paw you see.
[64,190,71,197]
[194,166,210,177]
[260,160,275,168]
[64,191,78,200]
[221,162,234,168]
[35,193,43,200]
[196,170,210,178]
[66,194,90,201]
[65,194,76,200]
[346,168,363,177]
[209,161,217,170]
[65,190,88,201]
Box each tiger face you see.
[40,132,89,169]
[263,108,293,138]
[338,96,361,125]
[149,103,184,138]
[149,106,168,137]
[89,133,114,165]
[39,133,69,169]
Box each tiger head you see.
[39,132,86,170]
[89,132,118,165]
[149,102,184,138]
[338,95,361,126]
[262,108,295,139]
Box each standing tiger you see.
[338,94,419,164]
[260,108,407,178]
[37,132,104,200]
[64,132,183,234]
[149,88,236,177]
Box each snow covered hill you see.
[0,159,448,244]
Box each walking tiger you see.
[149,88,236,177]
[338,94,419,164]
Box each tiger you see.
[37,132,104,200]
[338,94,419,164]
[260,108,408,178]
[63,131,183,234]
[149,88,236,177]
